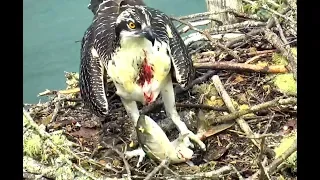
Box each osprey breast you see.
[107,38,171,104]
[137,50,154,87]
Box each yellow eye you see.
[128,22,136,29]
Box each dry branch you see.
[101,141,132,180]
[208,20,266,34]
[273,16,289,46]
[171,165,233,180]
[242,0,296,24]
[257,137,271,180]
[171,17,240,60]
[194,61,288,73]
[176,103,228,111]
[151,97,296,137]
[248,138,297,179]
[263,28,297,79]
[211,75,264,154]
[144,160,169,180]
[225,7,290,48]
[177,11,231,21]
[267,138,297,174]
[211,97,296,124]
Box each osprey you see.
[80,0,205,159]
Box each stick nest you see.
[23,1,297,179]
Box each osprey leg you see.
[161,76,206,151]
[120,98,140,126]
[120,98,147,167]
[124,147,146,167]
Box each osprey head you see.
[115,7,155,45]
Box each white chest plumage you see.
[107,37,172,104]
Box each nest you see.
[23,1,297,180]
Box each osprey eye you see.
[128,22,136,29]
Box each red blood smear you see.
[144,92,154,104]
[137,50,154,103]
[137,50,153,86]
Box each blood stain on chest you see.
[137,50,154,86]
[137,50,154,103]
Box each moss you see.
[199,161,216,172]
[191,83,218,97]
[272,48,296,66]
[24,133,43,158]
[262,84,271,95]
[204,97,224,107]
[238,104,255,117]
[278,175,286,180]
[272,53,288,66]
[51,132,68,146]
[56,165,74,180]
[203,96,239,110]
[65,72,79,89]
[272,73,297,95]
[274,131,297,173]
[256,61,269,67]
[291,47,297,56]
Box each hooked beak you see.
[136,27,155,45]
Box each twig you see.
[287,0,297,11]
[266,0,280,8]
[156,97,295,135]
[144,160,168,180]
[171,17,240,60]
[208,20,266,34]
[242,0,296,24]
[179,20,210,33]
[194,61,288,73]
[163,166,182,179]
[86,158,120,174]
[23,172,51,180]
[225,7,290,48]
[239,133,283,139]
[176,9,262,22]
[73,163,99,180]
[184,32,244,47]
[225,9,262,21]
[263,113,274,134]
[264,28,297,80]
[195,49,274,61]
[177,165,233,179]
[101,142,132,180]
[248,138,297,179]
[180,70,216,92]
[245,54,269,64]
[273,16,289,46]
[257,137,271,180]
[211,97,296,124]
[267,138,297,174]
[176,103,228,111]
[177,11,231,21]
[211,75,263,155]
[243,49,276,57]
[51,94,61,122]
[38,88,80,97]
[231,165,245,180]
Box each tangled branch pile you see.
[23,0,297,179]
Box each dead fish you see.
[136,114,194,164]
